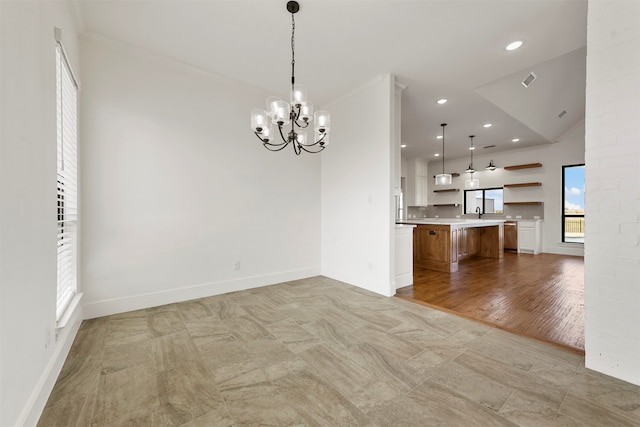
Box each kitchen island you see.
[397,218,504,273]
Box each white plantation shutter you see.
[56,41,78,321]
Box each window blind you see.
[56,42,78,321]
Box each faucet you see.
[476,207,483,219]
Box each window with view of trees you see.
[563,164,585,243]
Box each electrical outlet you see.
[233,261,241,271]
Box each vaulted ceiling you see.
[72,0,587,161]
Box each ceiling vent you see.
[558,110,567,118]
[483,144,496,149]
[521,72,537,88]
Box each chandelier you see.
[435,123,452,185]
[250,1,330,155]
[465,135,480,189]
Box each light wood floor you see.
[37,276,640,426]
[396,252,585,353]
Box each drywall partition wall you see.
[422,119,585,257]
[80,34,321,318]
[585,0,640,386]
[321,74,394,296]
[0,2,83,426]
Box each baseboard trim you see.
[394,272,413,290]
[82,267,320,319]
[321,266,394,297]
[19,302,83,427]
[544,244,585,257]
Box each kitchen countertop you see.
[397,218,505,228]
[395,224,417,230]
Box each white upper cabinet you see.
[406,158,429,206]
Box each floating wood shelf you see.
[504,182,542,188]
[504,202,543,205]
[433,203,460,207]
[433,189,460,193]
[504,163,542,170]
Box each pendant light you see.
[435,123,452,185]
[465,135,479,189]
[486,160,497,171]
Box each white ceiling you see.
[73,0,588,162]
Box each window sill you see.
[56,292,83,330]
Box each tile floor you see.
[38,276,640,426]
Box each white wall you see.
[584,0,640,386]
[419,119,585,256]
[321,74,395,296]
[0,2,83,425]
[80,34,321,317]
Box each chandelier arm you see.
[263,142,290,152]
[277,123,290,145]
[298,143,325,154]
[255,132,287,146]
[303,132,326,147]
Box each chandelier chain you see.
[291,13,296,86]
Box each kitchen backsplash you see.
[406,204,544,219]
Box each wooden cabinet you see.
[518,220,542,254]
[414,225,453,272]
[455,227,486,261]
[457,227,468,259]
[413,224,502,273]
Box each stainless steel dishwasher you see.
[504,221,518,251]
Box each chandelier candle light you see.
[250,1,330,155]
[435,123,452,185]
[465,135,480,189]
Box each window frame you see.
[55,36,79,323]
[562,164,585,244]
[464,187,504,215]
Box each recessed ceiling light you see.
[483,123,492,128]
[434,153,440,157]
[469,146,475,150]
[436,135,443,139]
[512,138,520,142]
[400,144,407,148]
[436,98,447,105]
[505,40,524,51]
